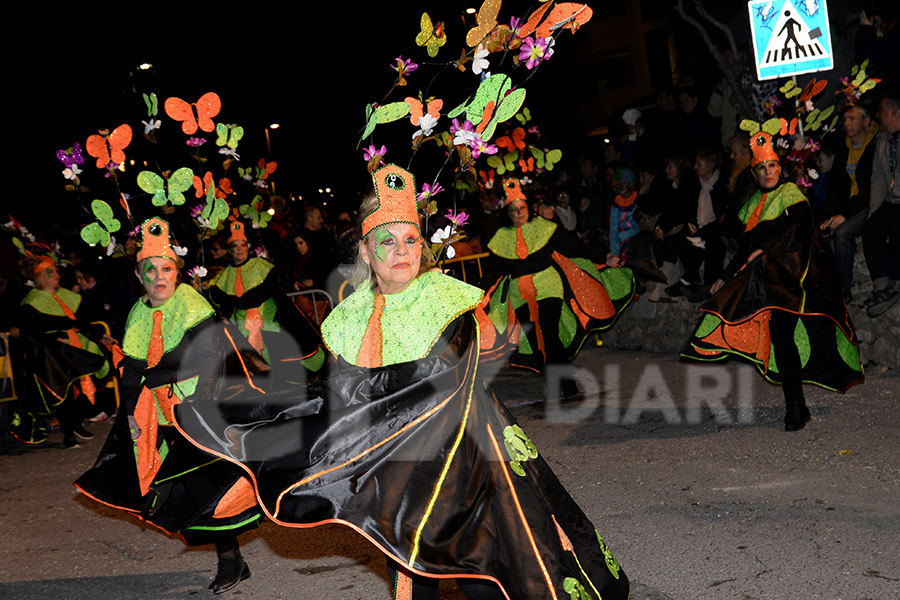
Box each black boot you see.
[210,539,250,594]
[783,387,811,432]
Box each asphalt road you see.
[1,347,897,600]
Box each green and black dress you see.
[176,271,630,599]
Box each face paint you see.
[373,228,393,263]
[142,262,154,284]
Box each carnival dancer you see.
[209,220,325,381]
[682,124,864,431]
[75,218,265,594]
[10,254,112,448]
[479,177,636,397]
[175,165,630,600]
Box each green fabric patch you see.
[212,258,273,294]
[559,303,577,348]
[122,285,214,359]
[322,272,483,366]
[486,217,557,259]
[835,325,862,372]
[794,318,811,369]
[738,183,807,225]
[20,287,82,315]
[695,313,722,339]
[300,346,327,372]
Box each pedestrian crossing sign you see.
[748,0,833,80]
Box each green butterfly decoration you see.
[238,195,272,229]
[143,92,158,117]
[80,199,121,247]
[137,167,194,207]
[201,186,229,230]
[806,105,836,131]
[486,150,519,175]
[216,123,244,149]
[361,102,411,143]
[739,117,782,136]
[779,80,802,99]
[448,74,527,141]
[515,107,532,125]
[530,147,562,171]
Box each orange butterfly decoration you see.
[475,101,495,135]
[479,168,496,188]
[164,92,221,135]
[193,171,233,200]
[85,124,133,169]
[466,0,502,47]
[518,156,535,173]
[405,97,443,126]
[257,158,277,180]
[495,127,527,153]
[518,2,594,39]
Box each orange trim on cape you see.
[213,477,258,519]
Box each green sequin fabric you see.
[322,272,484,366]
[211,257,273,294]
[738,182,807,225]
[486,217,557,259]
[20,287,82,315]
[122,284,215,360]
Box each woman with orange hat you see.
[682,123,864,431]
[10,254,111,448]
[479,177,636,398]
[75,217,264,594]
[176,164,631,600]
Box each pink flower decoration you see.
[186,137,206,147]
[445,210,469,227]
[518,36,554,70]
[392,56,418,74]
[363,144,387,163]
[418,182,445,202]
[470,134,498,158]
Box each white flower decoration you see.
[173,245,189,257]
[472,44,490,75]
[413,113,439,139]
[430,225,456,259]
[63,164,82,180]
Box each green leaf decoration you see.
[201,186,229,229]
[860,79,879,93]
[12,237,24,251]
[80,199,121,247]
[457,75,527,141]
[426,200,437,217]
[481,87,527,141]
[739,119,761,135]
[807,105,835,131]
[215,123,244,149]
[137,167,194,207]
[361,102,411,142]
[143,92,158,117]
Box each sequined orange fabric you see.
[135,386,179,495]
[552,252,615,319]
[244,307,265,355]
[213,477,258,519]
[515,227,529,259]
[395,571,413,600]
[52,293,96,403]
[744,193,767,232]
[234,266,245,297]
[518,275,544,359]
[700,311,772,369]
[147,310,164,368]
[356,294,386,368]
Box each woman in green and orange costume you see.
[209,220,325,378]
[10,254,112,447]
[75,217,265,594]
[479,178,636,388]
[682,122,864,431]
[175,165,630,600]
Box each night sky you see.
[13,2,618,245]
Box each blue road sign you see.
[748,0,834,80]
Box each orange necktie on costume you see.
[147,310,164,368]
[234,266,245,297]
[515,227,529,259]
[53,293,97,402]
[744,193,767,232]
[356,294,385,368]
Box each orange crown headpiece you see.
[749,131,779,167]
[227,220,247,244]
[136,217,177,263]
[361,164,420,238]
[503,178,527,205]
[31,255,57,276]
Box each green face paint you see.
[373,229,393,263]
[142,263,154,285]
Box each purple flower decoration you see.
[186,137,206,147]
[56,143,85,168]
[391,56,419,75]
[470,134,498,159]
[509,16,521,36]
[190,204,204,218]
[363,144,387,163]
[417,182,445,203]
[451,119,477,146]
[518,36,554,70]
[445,210,469,227]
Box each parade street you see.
[1,347,897,600]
